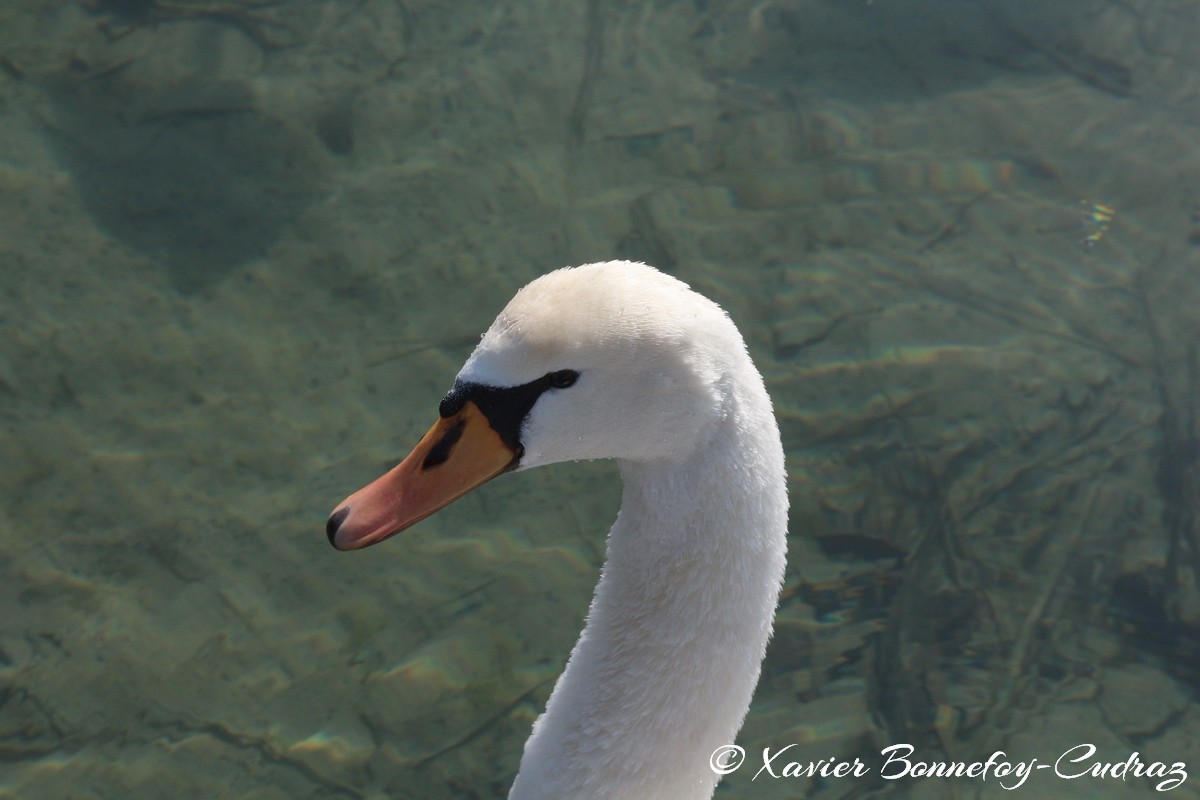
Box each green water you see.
[1,1,1198,798]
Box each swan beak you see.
[326,401,518,551]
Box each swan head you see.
[328,261,745,550]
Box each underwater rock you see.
[43,72,326,292]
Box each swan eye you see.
[548,369,578,389]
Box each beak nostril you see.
[326,507,350,546]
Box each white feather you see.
[460,261,788,800]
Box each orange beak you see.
[326,400,518,550]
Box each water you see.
[1,1,1198,798]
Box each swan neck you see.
[510,388,788,800]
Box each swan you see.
[327,260,788,800]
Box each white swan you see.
[327,261,788,800]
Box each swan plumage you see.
[328,261,788,799]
